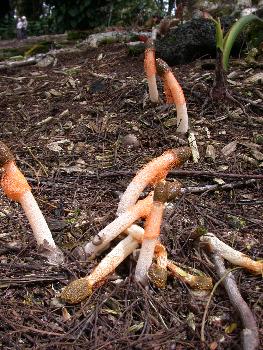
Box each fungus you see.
[82,193,153,260]
[199,232,263,275]
[117,147,191,215]
[144,38,159,103]
[148,243,168,289]
[61,234,139,304]
[134,181,168,285]
[156,58,189,134]
[0,141,63,264]
[167,260,213,290]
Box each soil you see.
[0,37,262,350]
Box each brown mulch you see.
[0,40,262,350]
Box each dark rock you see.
[155,17,243,65]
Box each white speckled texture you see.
[200,232,263,274]
[20,191,56,248]
[117,151,176,215]
[84,210,141,259]
[135,238,157,285]
[87,235,139,287]
[176,103,188,134]
[148,75,159,103]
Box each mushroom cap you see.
[156,58,170,77]
[0,141,15,167]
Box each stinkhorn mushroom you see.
[199,232,263,275]
[81,193,153,260]
[117,147,191,215]
[156,58,189,134]
[144,38,159,103]
[134,181,168,285]
[148,243,213,290]
[167,260,213,290]
[148,242,168,289]
[61,234,139,304]
[0,141,63,264]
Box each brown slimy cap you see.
[172,146,192,165]
[156,58,170,77]
[153,180,168,203]
[0,141,15,167]
[166,180,182,201]
[145,38,155,51]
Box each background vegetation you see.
[0,0,174,39]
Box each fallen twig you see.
[201,266,241,342]
[212,254,259,350]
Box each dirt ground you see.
[0,39,262,349]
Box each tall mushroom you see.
[144,38,159,103]
[117,147,191,215]
[0,141,63,265]
[156,58,189,134]
[134,181,167,285]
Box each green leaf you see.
[223,14,263,71]
[212,18,224,52]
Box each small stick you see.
[201,266,241,342]
[212,254,259,350]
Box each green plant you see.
[211,15,263,100]
[212,15,263,71]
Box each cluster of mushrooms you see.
[0,141,262,305]
[0,38,262,305]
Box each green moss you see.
[24,41,52,57]
[67,30,89,41]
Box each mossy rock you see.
[24,41,52,58]
[67,31,89,41]
[155,17,244,65]
[127,41,145,56]
[0,47,26,61]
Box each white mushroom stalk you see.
[144,38,159,103]
[156,58,189,134]
[82,194,153,260]
[117,147,191,215]
[199,232,263,275]
[61,234,139,304]
[0,141,63,265]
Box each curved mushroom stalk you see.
[0,142,63,265]
[135,182,167,285]
[144,39,159,103]
[61,234,139,304]
[82,194,153,260]
[117,147,191,215]
[156,58,189,134]
[199,232,263,275]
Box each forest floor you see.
[0,37,262,350]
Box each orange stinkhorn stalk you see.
[0,141,63,264]
[117,147,191,215]
[83,193,153,260]
[199,232,263,275]
[167,260,213,290]
[144,38,159,103]
[156,58,189,134]
[61,234,139,304]
[135,181,167,285]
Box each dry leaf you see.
[221,141,237,157]
[251,149,263,161]
[205,144,216,161]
